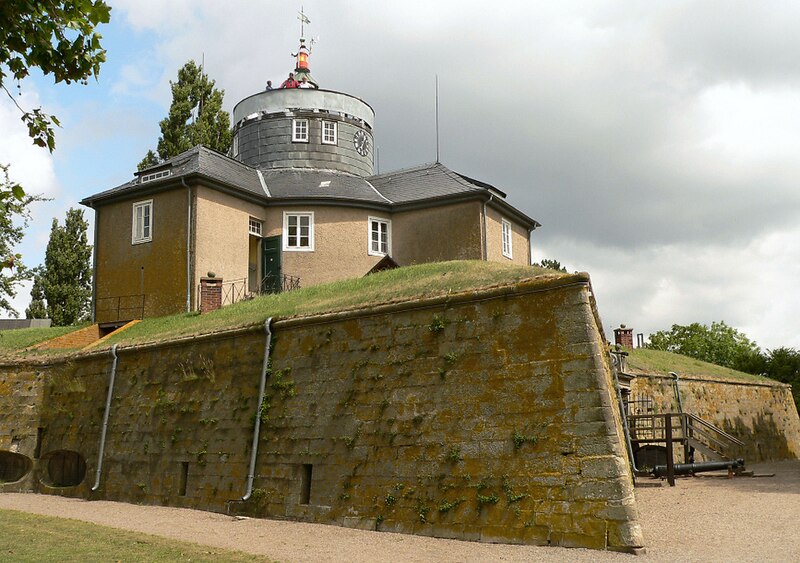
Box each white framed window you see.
[248,217,263,236]
[292,119,309,142]
[233,134,239,157]
[501,219,513,259]
[141,169,170,183]
[368,217,391,256]
[132,200,153,244]
[283,212,314,251]
[322,121,337,145]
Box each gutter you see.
[243,318,273,501]
[92,344,118,491]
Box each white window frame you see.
[292,118,309,143]
[141,169,170,183]
[232,133,239,157]
[283,212,314,251]
[248,217,263,237]
[132,200,153,245]
[322,120,337,145]
[501,218,513,259]
[368,216,391,257]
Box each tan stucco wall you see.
[485,206,531,265]
[392,201,483,265]
[194,186,267,300]
[264,205,385,287]
[92,189,188,321]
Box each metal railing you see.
[197,274,301,310]
[95,294,145,323]
[260,273,300,294]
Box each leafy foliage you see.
[25,269,47,319]
[536,259,567,272]
[138,60,232,170]
[647,321,761,373]
[0,0,111,152]
[39,208,92,325]
[0,165,46,315]
[762,347,800,412]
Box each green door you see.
[261,235,282,293]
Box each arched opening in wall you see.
[634,445,668,470]
[40,450,87,487]
[0,451,33,483]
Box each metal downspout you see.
[183,177,193,313]
[92,344,119,491]
[481,194,493,261]
[612,359,640,476]
[243,318,273,501]
[671,371,683,413]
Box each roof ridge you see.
[369,161,438,180]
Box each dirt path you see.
[2,461,799,562]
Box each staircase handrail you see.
[685,413,744,446]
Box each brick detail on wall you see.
[199,277,223,313]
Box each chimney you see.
[200,273,222,313]
[614,324,634,348]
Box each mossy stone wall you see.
[0,276,644,552]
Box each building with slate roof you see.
[81,37,540,324]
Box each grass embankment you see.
[0,508,267,562]
[627,347,771,383]
[0,261,560,356]
[0,324,86,355]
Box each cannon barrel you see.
[652,458,744,478]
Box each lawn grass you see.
[626,347,772,383]
[0,508,269,562]
[0,324,86,352]
[96,260,557,349]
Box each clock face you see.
[353,130,369,157]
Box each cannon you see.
[652,458,745,478]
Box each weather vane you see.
[298,7,310,38]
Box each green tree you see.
[763,347,800,410]
[138,60,232,170]
[0,0,111,153]
[25,268,47,319]
[536,259,567,272]
[647,321,762,372]
[40,208,92,325]
[0,165,46,315]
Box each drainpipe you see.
[481,194,493,261]
[613,357,641,477]
[183,177,193,312]
[670,371,684,413]
[243,318,273,501]
[92,344,119,491]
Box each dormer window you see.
[293,119,309,142]
[141,169,171,183]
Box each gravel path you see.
[1,461,799,562]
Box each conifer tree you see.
[25,269,47,319]
[40,208,92,326]
[138,60,232,170]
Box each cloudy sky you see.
[2,1,799,350]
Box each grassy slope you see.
[0,324,85,353]
[0,261,559,357]
[626,347,772,383]
[0,508,267,562]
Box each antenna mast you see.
[435,74,440,163]
[298,6,310,38]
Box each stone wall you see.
[630,373,800,462]
[0,275,643,552]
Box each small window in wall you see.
[248,217,263,236]
[233,133,240,157]
[293,119,309,142]
[132,200,153,244]
[300,464,313,504]
[501,219,513,259]
[141,169,171,183]
[369,217,390,256]
[284,212,314,251]
[322,121,337,145]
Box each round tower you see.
[231,35,375,177]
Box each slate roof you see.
[367,162,505,204]
[80,146,539,228]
